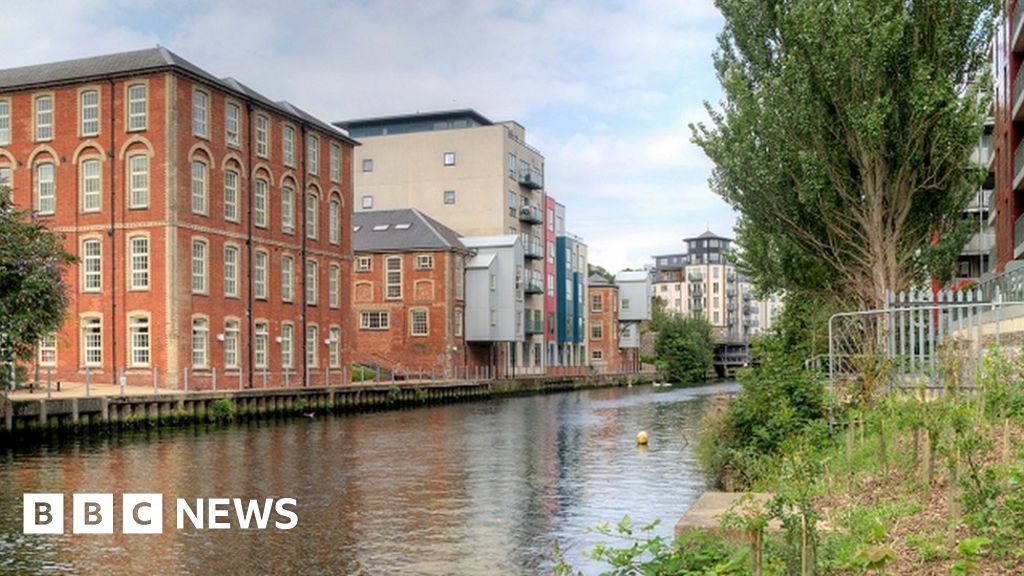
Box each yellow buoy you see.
[636,431,649,446]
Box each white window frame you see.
[356,256,372,272]
[455,308,463,337]
[223,168,239,222]
[281,184,294,232]
[415,255,434,270]
[80,158,102,213]
[410,309,428,337]
[306,190,319,239]
[80,89,100,137]
[34,161,55,215]
[192,316,209,368]
[192,89,209,138]
[254,249,268,300]
[128,154,149,209]
[443,151,455,166]
[38,333,57,367]
[255,113,270,158]
[191,239,208,294]
[127,83,147,131]
[330,143,341,183]
[306,259,318,305]
[0,99,9,145]
[224,244,239,297]
[129,234,149,290]
[385,256,402,300]
[281,254,294,302]
[329,264,340,308]
[129,314,151,367]
[191,159,208,215]
[34,94,53,141]
[254,321,269,369]
[283,125,295,167]
[307,134,320,175]
[225,102,241,147]
[224,319,240,369]
[328,196,341,245]
[82,316,102,367]
[281,322,294,369]
[254,178,268,228]
[359,311,389,330]
[361,195,373,209]
[328,326,341,368]
[81,238,102,292]
[306,324,319,368]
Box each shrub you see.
[653,315,714,383]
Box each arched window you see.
[328,195,341,245]
[305,189,318,239]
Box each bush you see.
[698,332,828,489]
[210,398,236,421]
[653,315,714,383]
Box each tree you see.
[0,187,75,364]
[691,0,995,310]
[587,263,615,283]
[653,315,714,383]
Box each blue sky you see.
[3,0,734,272]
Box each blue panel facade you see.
[556,236,584,345]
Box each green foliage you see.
[387,385,401,403]
[210,398,236,420]
[574,517,750,576]
[0,187,76,361]
[698,331,828,489]
[951,537,991,576]
[587,263,615,284]
[652,314,714,384]
[692,0,996,308]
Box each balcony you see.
[726,287,736,297]
[524,311,544,334]
[687,270,703,282]
[518,167,544,190]
[972,134,994,169]
[524,270,544,294]
[961,230,995,256]
[1015,0,1024,52]
[726,302,737,312]
[1015,138,1024,190]
[1015,213,1024,259]
[519,203,543,224]
[742,292,752,301]
[691,300,704,312]
[727,272,736,283]
[1015,60,1024,121]
[522,234,544,259]
[743,304,756,315]
[744,319,760,328]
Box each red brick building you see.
[351,209,478,378]
[0,47,355,390]
[587,275,622,372]
[994,2,1022,270]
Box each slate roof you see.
[588,274,616,287]
[353,209,467,252]
[0,47,355,145]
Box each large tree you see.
[692,0,996,310]
[654,315,714,383]
[0,187,75,364]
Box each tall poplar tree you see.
[692,0,997,310]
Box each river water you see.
[0,382,737,575]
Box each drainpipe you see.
[245,101,255,388]
[108,78,117,385]
[300,124,308,388]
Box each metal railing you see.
[1015,138,1024,187]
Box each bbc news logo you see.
[23,494,298,534]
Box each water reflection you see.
[0,382,738,575]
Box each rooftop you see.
[353,209,466,252]
[334,109,494,137]
[0,47,354,144]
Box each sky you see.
[1,0,734,273]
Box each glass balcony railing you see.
[519,204,543,224]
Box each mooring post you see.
[85,366,91,398]
[184,367,190,393]
[212,367,217,392]
[46,366,52,400]
[153,367,158,394]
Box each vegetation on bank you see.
[567,304,1024,575]
[652,314,715,385]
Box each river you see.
[0,381,738,575]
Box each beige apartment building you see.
[652,232,781,342]
[335,109,549,374]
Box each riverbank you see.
[1,371,659,442]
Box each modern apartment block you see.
[462,235,525,376]
[614,270,652,371]
[351,209,475,377]
[587,275,622,371]
[954,110,995,284]
[652,232,779,341]
[993,5,1024,270]
[335,109,549,373]
[0,48,355,389]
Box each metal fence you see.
[827,289,1018,401]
